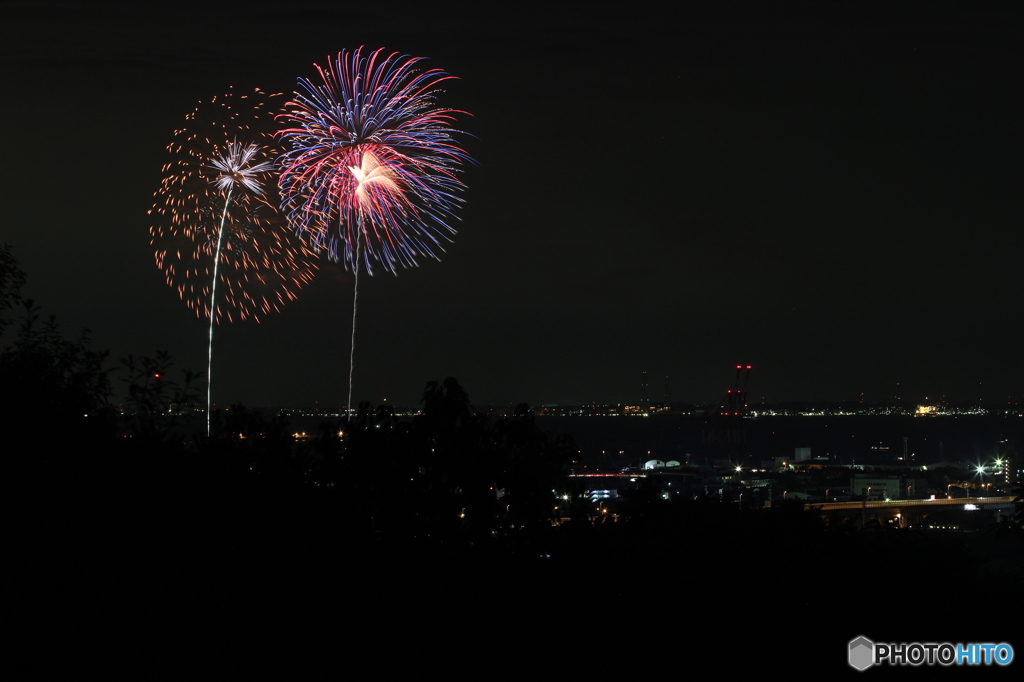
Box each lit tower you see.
[701,365,754,463]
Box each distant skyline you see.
[2,1,1021,409]
[191,394,1016,413]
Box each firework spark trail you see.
[149,88,318,434]
[348,218,362,418]
[206,184,233,437]
[277,48,473,417]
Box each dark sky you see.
[2,1,1021,409]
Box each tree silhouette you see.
[119,351,200,446]
[0,243,27,337]
[1,246,115,471]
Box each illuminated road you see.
[805,496,1016,512]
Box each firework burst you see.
[150,87,317,323]
[149,87,318,433]
[277,47,473,274]
[276,48,472,416]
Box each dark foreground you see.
[12,458,1021,679]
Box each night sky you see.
[2,1,1021,410]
